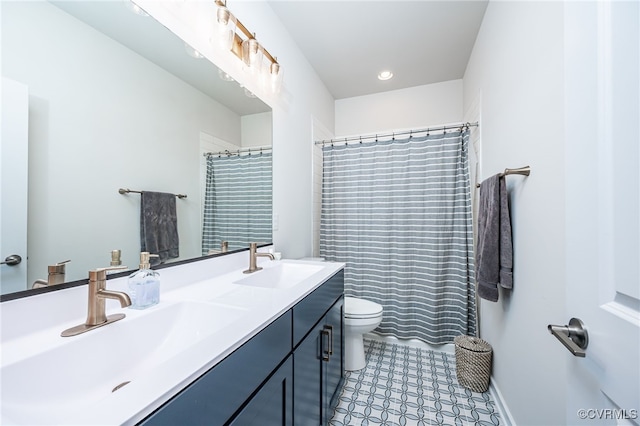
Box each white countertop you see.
[0,252,344,425]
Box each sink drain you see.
[112,381,131,393]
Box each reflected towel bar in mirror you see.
[118,188,187,199]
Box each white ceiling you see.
[268,1,489,99]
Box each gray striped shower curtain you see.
[320,130,476,344]
[202,152,272,254]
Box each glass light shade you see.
[269,62,283,94]
[213,6,236,50]
[242,38,263,73]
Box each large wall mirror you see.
[0,1,272,297]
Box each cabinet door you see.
[228,356,293,426]
[293,321,324,426]
[323,296,344,422]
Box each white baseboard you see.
[490,378,516,426]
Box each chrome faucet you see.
[61,266,130,337]
[243,243,274,274]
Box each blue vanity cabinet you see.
[293,271,345,426]
[137,268,344,426]
[138,311,292,426]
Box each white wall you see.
[2,2,244,285]
[139,1,335,259]
[463,2,566,424]
[241,112,273,148]
[335,79,463,137]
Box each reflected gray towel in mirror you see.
[476,174,513,302]
[140,191,179,264]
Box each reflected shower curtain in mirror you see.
[320,130,476,344]
[202,152,272,254]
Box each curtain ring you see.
[359,136,362,144]
[392,132,395,141]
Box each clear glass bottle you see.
[128,252,160,309]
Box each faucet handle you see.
[48,259,70,274]
[89,266,128,282]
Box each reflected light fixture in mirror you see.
[218,68,235,82]
[124,0,149,17]
[184,43,204,59]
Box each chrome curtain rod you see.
[203,146,272,157]
[118,188,187,199]
[314,121,479,146]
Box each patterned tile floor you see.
[330,337,501,426]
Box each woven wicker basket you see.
[454,335,493,393]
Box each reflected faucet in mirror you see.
[61,266,130,337]
[32,260,71,289]
[207,241,229,255]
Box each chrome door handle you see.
[1,255,22,266]
[548,318,589,357]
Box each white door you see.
[1,77,29,294]
[563,1,639,424]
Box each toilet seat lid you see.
[344,297,383,318]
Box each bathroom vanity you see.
[0,252,345,425]
[140,269,344,425]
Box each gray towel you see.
[140,191,179,264]
[476,174,513,302]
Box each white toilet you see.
[344,296,384,371]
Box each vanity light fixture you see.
[213,0,283,93]
[378,70,393,81]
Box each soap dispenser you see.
[128,252,160,310]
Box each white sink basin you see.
[1,301,246,424]
[233,261,324,289]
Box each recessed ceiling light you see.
[378,70,393,81]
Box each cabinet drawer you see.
[139,310,292,425]
[292,270,344,348]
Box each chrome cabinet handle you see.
[321,329,331,361]
[548,318,589,357]
[1,255,22,266]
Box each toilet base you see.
[345,332,367,371]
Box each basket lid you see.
[454,335,492,353]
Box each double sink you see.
[0,260,326,425]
